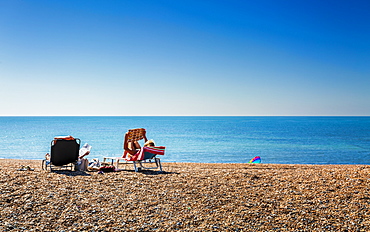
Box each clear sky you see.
[1,0,369,116]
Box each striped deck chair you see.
[103,129,165,172]
[126,146,165,172]
[104,146,165,172]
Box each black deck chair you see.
[42,136,81,171]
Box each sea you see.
[0,116,369,165]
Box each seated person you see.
[77,143,91,171]
[123,130,149,158]
[144,139,155,147]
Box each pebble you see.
[1,159,370,231]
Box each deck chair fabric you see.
[126,146,165,161]
[43,136,81,171]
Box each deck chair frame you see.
[104,146,165,172]
[103,156,163,172]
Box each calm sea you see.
[0,116,369,164]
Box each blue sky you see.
[1,0,369,116]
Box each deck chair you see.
[42,136,81,171]
[103,128,165,172]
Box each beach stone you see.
[1,159,370,231]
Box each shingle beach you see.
[1,159,370,231]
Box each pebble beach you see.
[1,159,370,231]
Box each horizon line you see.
[0,115,369,117]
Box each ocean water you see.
[0,116,369,164]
